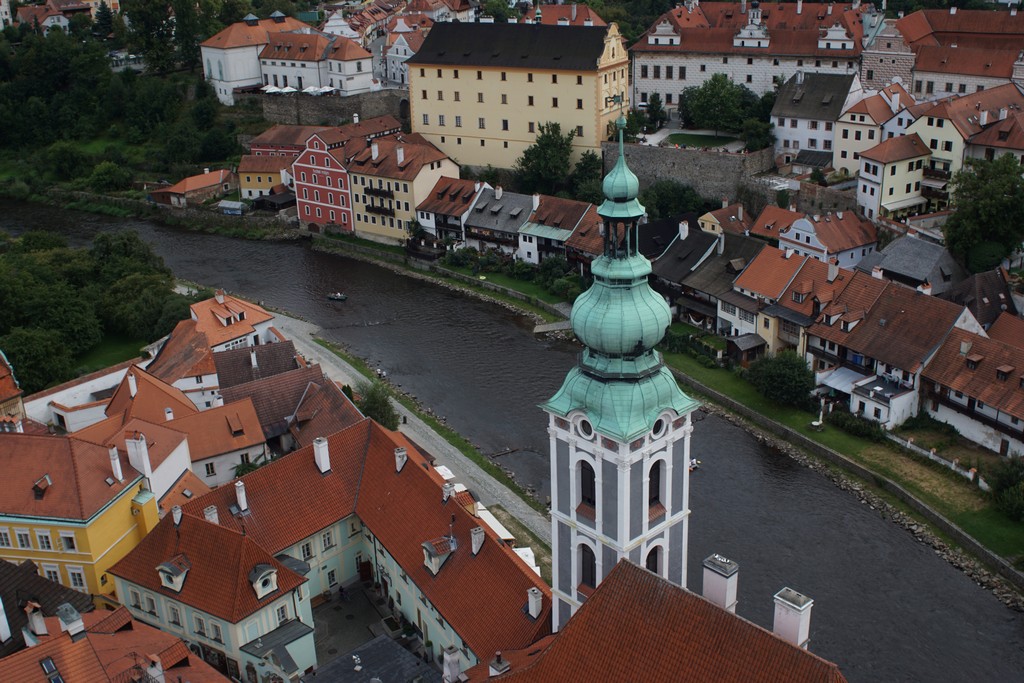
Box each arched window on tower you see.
[649,460,662,506]
[579,544,596,589]
[578,461,596,521]
[645,545,661,573]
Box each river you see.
[4,201,1023,681]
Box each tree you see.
[944,154,1024,271]
[645,93,668,130]
[515,122,575,195]
[740,118,774,151]
[0,327,74,394]
[356,381,399,430]
[746,350,815,409]
[171,0,202,71]
[482,0,518,22]
[94,1,114,37]
[686,73,745,135]
[89,161,133,191]
[639,179,705,221]
[120,0,176,72]
[572,150,603,203]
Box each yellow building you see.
[238,153,296,199]
[407,21,629,168]
[0,434,159,601]
[347,133,458,244]
[857,133,930,221]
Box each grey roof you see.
[762,302,816,327]
[938,268,1017,328]
[652,225,719,284]
[301,634,443,683]
[0,559,95,659]
[794,150,833,168]
[772,73,857,121]
[241,618,313,673]
[274,554,311,576]
[214,340,302,390]
[681,232,766,298]
[730,333,768,351]
[220,364,328,439]
[718,288,759,312]
[464,188,533,237]
[855,235,967,294]
[639,212,702,262]
[406,23,610,71]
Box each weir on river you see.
[6,200,1024,681]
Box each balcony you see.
[466,228,516,245]
[923,167,950,180]
[365,203,395,217]
[921,186,948,200]
[365,186,394,199]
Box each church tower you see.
[542,117,699,632]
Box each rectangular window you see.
[421,90,427,99]
[144,595,157,615]
[453,91,460,102]
[129,589,141,608]
[437,90,443,100]
[653,65,660,79]
[501,93,507,104]
[552,97,558,108]
[666,66,673,78]
[455,116,462,128]
[0,530,9,547]
[577,99,583,110]
[721,302,737,315]
[67,567,86,592]
[527,73,533,83]
[422,114,429,125]
[576,126,584,137]
[36,532,52,551]
[552,74,557,83]
[16,530,30,549]
[204,463,215,477]
[322,531,334,551]
[528,95,534,106]
[501,71,506,81]
[327,569,338,586]
[194,615,207,637]
[739,310,755,324]
[502,119,509,131]
[276,605,288,624]
[529,122,535,133]
[301,542,313,560]
[42,565,60,584]
[169,605,181,626]
[477,92,483,103]
[211,622,223,642]
[478,117,485,129]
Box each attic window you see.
[227,413,245,436]
[33,474,52,500]
[997,365,1015,381]
[965,353,984,370]
[792,292,806,303]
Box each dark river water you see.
[5,201,1023,681]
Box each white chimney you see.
[442,481,455,502]
[397,146,405,165]
[215,289,225,304]
[785,248,795,259]
[204,167,210,174]
[679,220,690,240]
[702,554,739,613]
[557,17,569,25]
[314,436,331,473]
[796,70,804,85]
[0,596,11,643]
[737,205,743,221]
[890,91,899,114]
[371,141,379,160]
[479,15,494,22]
[127,372,137,398]
[471,526,485,555]
[353,113,360,123]
[836,210,843,220]
[125,431,153,479]
[1013,6,1018,16]
[235,480,248,512]
[171,505,182,526]
[443,646,462,682]
[494,185,503,200]
[827,262,839,283]
[164,407,174,422]
[827,2,833,15]
[797,0,803,14]
[15,419,23,433]
[146,654,165,683]
[109,446,124,482]
[474,181,481,192]
[872,265,884,279]
[950,6,957,14]
[527,587,543,619]
[489,652,510,677]
[572,2,577,21]
[250,349,258,368]
[214,394,224,408]
[203,505,219,525]
[717,232,725,255]
[980,110,989,126]
[532,193,540,211]
[741,0,746,13]
[773,587,814,649]
[25,602,46,637]
[583,17,593,26]
[1000,107,1009,121]
[56,603,85,642]
[721,196,729,209]
[395,447,408,472]
[917,281,933,296]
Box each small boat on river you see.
[327,292,347,301]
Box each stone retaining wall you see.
[237,90,410,127]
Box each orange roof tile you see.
[288,380,364,448]
[896,9,1024,52]
[108,513,306,623]
[519,4,606,26]
[0,623,110,682]
[417,177,482,216]
[146,320,215,385]
[704,202,752,234]
[0,434,140,520]
[808,270,889,346]
[105,365,199,425]
[924,328,1024,420]
[201,15,311,49]
[166,399,264,462]
[986,312,1024,348]
[845,83,914,124]
[915,83,1024,140]
[259,30,334,62]
[751,205,801,240]
[861,132,930,163]
[250,124,333,150]
[565,206,623,259]
[784,212,877,255]
[914,45,1019,79]
[734,245,807,300]
[159,469,212,514]
[238,153,298,174]
[531,195,591,231]
[328,35,372,61]
[189,291,274,347]
[969,110,1024,150]
[469,560,847,683]
[777,259,852,318]
[158,169,235,197]
[347,133,449,181]
[0,349,21,405]
[386,12,433,33]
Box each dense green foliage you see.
[0,230,192,393]
[825,408,888,442]
[676,74,775,149]
[357,381,400,430]
[515,123,576,195]
[945,155,1024,271]
[442,251,587,302]
[745,350,815,409]
[988,458,1024,522]
[638,179,707,220]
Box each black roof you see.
[938,269,1017,328]
[681,232,766,298]
[0,559,95,659]
[638,212,703,262]
[406,23,610,71]
[794,150,833,168]
[651,221,719,284]
[771,72,856,121]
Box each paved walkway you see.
[271,313,553,545]
[640,126,746,152]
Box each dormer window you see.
[249,564,279,599]
[792,292,805,303]
[156,554,191,593]
[997,365,1014,381]
[422,536,456,576]
[966,353,984,370]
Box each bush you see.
[825,409,888,442]
[89,161,133,192]
[745,350,815,409]
[988,458,1024,521]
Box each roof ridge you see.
[349,418,375,513]
[66,437,91,519]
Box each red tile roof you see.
[896,9,1024,52]
[328,35,372,61]
[146,320,216,385]
[914,83,1024,140]
[250,124,333,150]
[968,110,1024,151]
[531,195,591,231]
[219,364,330,439]
[924,328,1024,421]
[159,469,212,515]
[105,365,199,425]
[386,12,433,33]
[704,202,752,234]
[164,399,264,462]
[844,83,913,125]
[288,380,364,448]
[520,4,606,26]
[238,153,298,174]
[734,245,807,300]
[0,349,21,405]
[75,417,187,473]
[987,312,1024,348]
[417,177,482,216]
[914,45,1019,79]
[346,133,450,181]
[158,169,236,197]
[189,291,274,347]
[861,132,930,164]
[108,513,306,623]
[808,270,889,346]
[0,434,140,520]
[778,259,852,318]
[782,212,877,255]
[468,560,847,683]
[751,205,801,240]
[259,30,334,62]
[201,15,312,49]
[565,206,622,259]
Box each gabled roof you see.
[201,15,311,50]
[220,364,330,439]
[651,225,720,283]
[260,30,334,62]
[238,154,298,173]
[164,399,264,462]
[519,4,606,26]
[969,110,1024,151]
[0,348,21,405]
[777,258,852,319]
[895,9,1024,51]
[751,205,801,240]
[861,132,929,164]
[913,83,1024,140]
[346,133,449,181]
[0,434,139,520]
[0,559,95,659]
[914,45,1020,79]
[159,469,212,516]
[471,560,847,683]
[108,513,306,623]
[808,270,888,346]
[531,196,591,234]
[417,177,482,216]
[406,22,616,70]
[703,202,752,234]
[146,320,215,385]
[157,170,234,197]
[681,232,766,297]
[734,245,807,300]
[563,206,612,258]
[924,328,1024,421]
[638,212,702,262]
[386,13,434,33]
[938,269,1018,329]
[783,211,877,255]
[328,35,372,61]
[250,124,333,149]
[987,311,1024,348]
[288,380,364,448]
[854,234,966,290]
[75,417,188,475]
[105,365,199,425]
[843,82,913,125]
[214,340,302,390]
[464,188,533,236]
[189,291,274,348]
[772,73,858,121]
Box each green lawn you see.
[663,133,737,148]
[76,335,147,373]
[440,265,564,305]
[317,232,407,256]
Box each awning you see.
[821,366,872,394]
[882,195,927,212]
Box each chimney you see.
[836,210,843,220]
[395,447,408,472]
[203,505,219,525]
[235,480,248,512]
[1013,6,1019,16]
[474,181,481,193]
[109,446,124,482]
[371,141,379,160]
[56,603,85,642]
[489,652,510,677]
[25,602,46,637]
[980,110,988,126]
[741,0,746,14]
[827,2,833,15]
[572,2,577,21]
[397,146,405,165]
[164,407,174,422]
[494,185,503,200]
[146,654,165,683]
[172,505,182,526]
[717,232,725,255]
[890,91,899,114]
[0,596,10,643]
[917,281,932,296]
[583,17,593,26]
[871,265,884,279]
[737,205,743,221]
[443,645,462,682]
[250,349,258,369]
[127,372,137,398]
[527,587,543,619]
[1000,107,1009,121]
[215,289,225,304]
[950,6,957,14]
[773,587,814,649]
[827,262,839,283]
[679,220,689,240]
[15,419,23,433]
[532,193,540,211]
[796,0,803,14]
[442,481,455,502]
[785,248,795,259]
[214,394,224,408]
[471,526,485,555]
[125,431,153,479]
[353,112,360,124]
[313,436,331,474]
[702,553,739,613]
[204,168,210,174]
[721,196,729,209]
[796,70,804,85]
